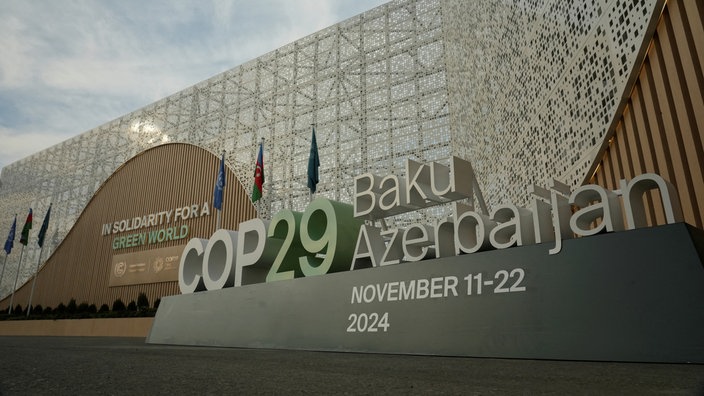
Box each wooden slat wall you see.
[590,0,704,229]
[0,143,256,311]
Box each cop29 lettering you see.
[178,156,683,294]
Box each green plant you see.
[67,299,77,313]
[137,292,149,310]
[127,301,137,311]
[112,299,126,312]
[98,304,109,312]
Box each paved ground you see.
[0,336,703,395]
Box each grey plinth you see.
[147,223,704,363]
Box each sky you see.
[0,0,388,170]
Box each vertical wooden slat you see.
[614,110,640,179]
[629,86,661,224]
[590,0,704,229]
[669,0,704,137]
[601,147,614,190]
[678,1,704,80]
[658,4,704,227]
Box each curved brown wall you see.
[1,143,256,310]
[589,0,703,229]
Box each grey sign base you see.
[147,223,704,363]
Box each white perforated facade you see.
[0,0,662,298]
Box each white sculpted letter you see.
[569,185,624,237]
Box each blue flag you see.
[213,152,226,210]
[307,127,320,193]
[3,215,16,255]
[38,204,52,248]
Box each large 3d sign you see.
[178,157,683,294]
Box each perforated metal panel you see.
[444,0,662,206]
[0,0,662,299]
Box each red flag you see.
[19,209,32,246]
[251,142,264,202]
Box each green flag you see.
[38,204,52,248]
[307,127,320,194]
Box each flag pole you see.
[258,137,264,217]
[26,246,44,317]
[2,214,17,303]
[0,253,8,299]
[311,124,314,204]
[27,203,51,316]
[264,134,272,218]
[8,245,25,314]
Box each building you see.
[0,0,702,311]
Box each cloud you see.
[0,126,73,167]
[0,0,387,170]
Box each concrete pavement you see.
[0,336,703,395]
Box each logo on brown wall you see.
[114,261,127,278]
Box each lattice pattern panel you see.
[0,0,452,298]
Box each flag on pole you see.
[251,141,264,202]
[307,127,320,194]
[3,215,16,255]
[37,204,52,248]
[213,152,226,211]
[19,209,32,246]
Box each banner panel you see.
[110,245,184,287]
[147,224,704,363]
